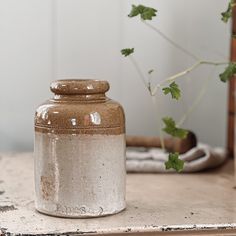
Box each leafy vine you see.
[121,2,235,172]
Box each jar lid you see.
[50,79,109,95]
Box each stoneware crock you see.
[34,79,126,218]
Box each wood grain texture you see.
[0,153,236,235]
[227,6,236,158]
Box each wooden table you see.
[1,153,236,235]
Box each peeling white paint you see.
[0,154,236,235]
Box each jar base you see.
[35,205,126,219]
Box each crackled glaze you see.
[34,79,126,218]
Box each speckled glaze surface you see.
[34,79,126,218]
[35,79,125,135]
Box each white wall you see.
[0,0,53,151]
[0,0,231,151]
[55,0,123,99]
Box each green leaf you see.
[219,63,236,82]
[121,48,134,57]
[162,82,181,100]
[165,152,184,172]
[162,117,188,139]
[128,5,157,20]
[221,0,235,23]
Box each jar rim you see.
[50,79,110,95]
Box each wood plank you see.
[227,5,236,158]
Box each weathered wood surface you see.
[1,153,236,235]
[227,4,236,158]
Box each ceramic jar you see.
[34,79,126,218]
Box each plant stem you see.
[128,56,165,150]
[164,60,228,84]
[147,72,152,94]
[200,60,229,66]
[129,57,229,98]
[164,61,202,84]
[151,94,165,150]
[142,20,200,61]
[150,60,229,94]
[129,55,148,89]
[124,7,233,146]
[177,70,213,127]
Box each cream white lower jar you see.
[34,133,126,218]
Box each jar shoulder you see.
[35,98,125,131]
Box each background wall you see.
[0,0,231,151]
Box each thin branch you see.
[129,55,148,89]
[151,94,165,150]
[147,71,153,94]
[142,20,200,61]
[200,60,229,66]
[177,70,214,127]
[164,60,228,84]
[164,61,201,84]
[150,60,229,95]
[151,62,201,94]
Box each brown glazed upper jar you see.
[34,79,126,218]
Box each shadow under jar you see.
[34,79,126,218]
